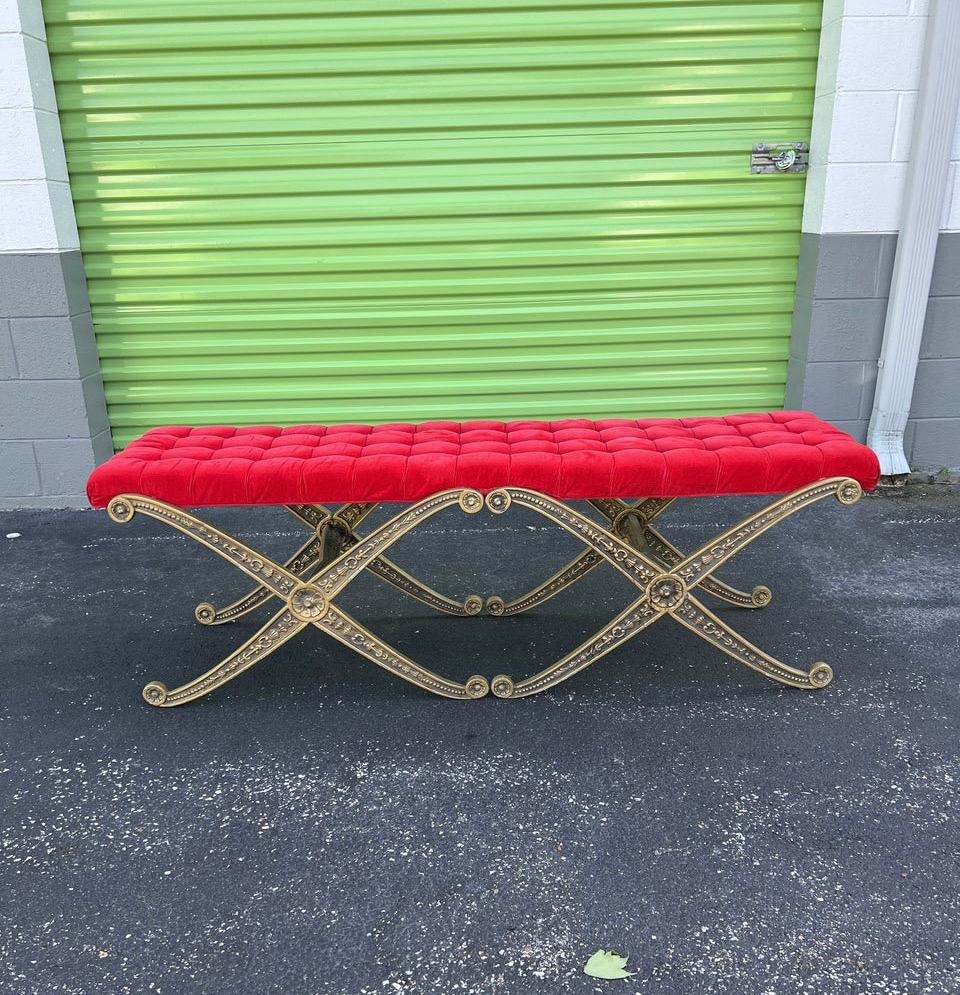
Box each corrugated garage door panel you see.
[45,1,821,447]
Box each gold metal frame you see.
[105,477,863,706]
[195,501,477,624]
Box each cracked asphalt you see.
[2,485,958,994]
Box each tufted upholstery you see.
[86,412,880,507]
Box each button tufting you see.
[87,411,881,508]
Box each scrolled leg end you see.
[142,682,169,707]
[458,490,484,514]
[464,595,484,616]
[107,496,135,524]
[485,596,505,617]
[195,602,216,625]
[751,585,773,608]
[808,662,834,689]
[491,674,515,699]
[485,488,512,514]
[836,479,863,505]
[465,675,489,699]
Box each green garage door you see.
[46,1,820,448]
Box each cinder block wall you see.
[788,0,960,473]
[0,0,111,508]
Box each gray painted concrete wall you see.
[787,231,960,474]
[0,251,112,507]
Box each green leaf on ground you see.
[583,949,634,980]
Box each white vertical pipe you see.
[866,0,960,476]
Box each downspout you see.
[866,0,960,476]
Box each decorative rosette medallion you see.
[288,583,328,622]
[646,573,686,612]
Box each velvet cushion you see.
[86,411,880,507]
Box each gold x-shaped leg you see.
[108,488,494,706]
[484,497,770,617]
[196,502,482,625]
[481,479,862,698]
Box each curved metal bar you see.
[205,501,470,623]
[288,502,378,533]
[493,494,767,617]
[587,497,629,521]
[286,504,330,529]
[291,503,472,616]
[333,502,379,532]
[308,489,474,599]
[675,478,861,590]
[590,496,765,607]
[503,489,662,587]
[492,549,604,617]
[672,595,832,690]
[587,497,675,526]
[363,557,474,616]
[640,525,770,609]
[316,605,488,700]
[142,607,305,707]
[199,533,325,625]
[635,497,676,521]
[496,599,661,698]
[482,494,667,617]
[487,500,625,616]
[108,495,299,597]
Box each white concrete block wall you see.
[0,0,79,251]
[804,0,960,235]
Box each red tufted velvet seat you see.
[87,411,879,508]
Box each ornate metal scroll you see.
[498,600,661,698]
[499,490,660,588]
[204,502,472,622]
[142,608,305,707]
[486,495,767,616]
[108,489,488,707]
[486,549,604,617]
[364,557,477,616]
[197,533,326,625]
[286,504,329,530]
[481,479,860,696]
[108,495,299,598]
[672,597,833,690]
[635,521,771,609]
[317,605,487,700]
[673,478,861,589]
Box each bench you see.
[86,411,880,707]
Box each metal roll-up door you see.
[45,1,821,448]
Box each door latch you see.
[751,142,808,174]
